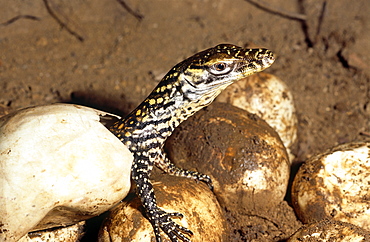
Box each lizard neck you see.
[112,74,199,151]
[111,63,231,151]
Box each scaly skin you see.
[109,44,275,241]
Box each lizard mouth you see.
[244,49,275,70]
[259,50,275,67]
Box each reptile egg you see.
[0,104,133,241]
[216,73,297,162]
[20,222,85,242]
[98,174,227,242]
[166,102,290,214]
[287,220,370,242]
[291,141,370,230]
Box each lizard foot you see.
[188,172,213,191]
[152,209,193,242]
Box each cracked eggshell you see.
[287,220,370,242]
[98,174,228,242]
[19,222,85,242]
[166,103,290,213]
[292,141,370,230]
[216,73,297,162]
[0,104,133,241]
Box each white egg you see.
[287,220,370,242]
[216,73,297,162]
[292,141,370,230]
[0,104,133,241]
[98,175,227,242]
[19,222,85,242]
[166,103,290,214]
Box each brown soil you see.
[1,0,369,241]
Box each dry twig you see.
[43,0,85,42]
[360,131,370,137]
[0,15,40,26]
[115,0,144,21]
[314,1,327,44]
[245,0,307,21]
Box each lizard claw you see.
[195,173,213,191]
[153,209,193,242]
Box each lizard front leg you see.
[132,153,193,242]
[152,149,213,190]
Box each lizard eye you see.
[208,62,233,75]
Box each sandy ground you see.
[0,0,369,241]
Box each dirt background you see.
[0,0,369,241]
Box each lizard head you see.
[174,44,275,108]
[136,44,275,125]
